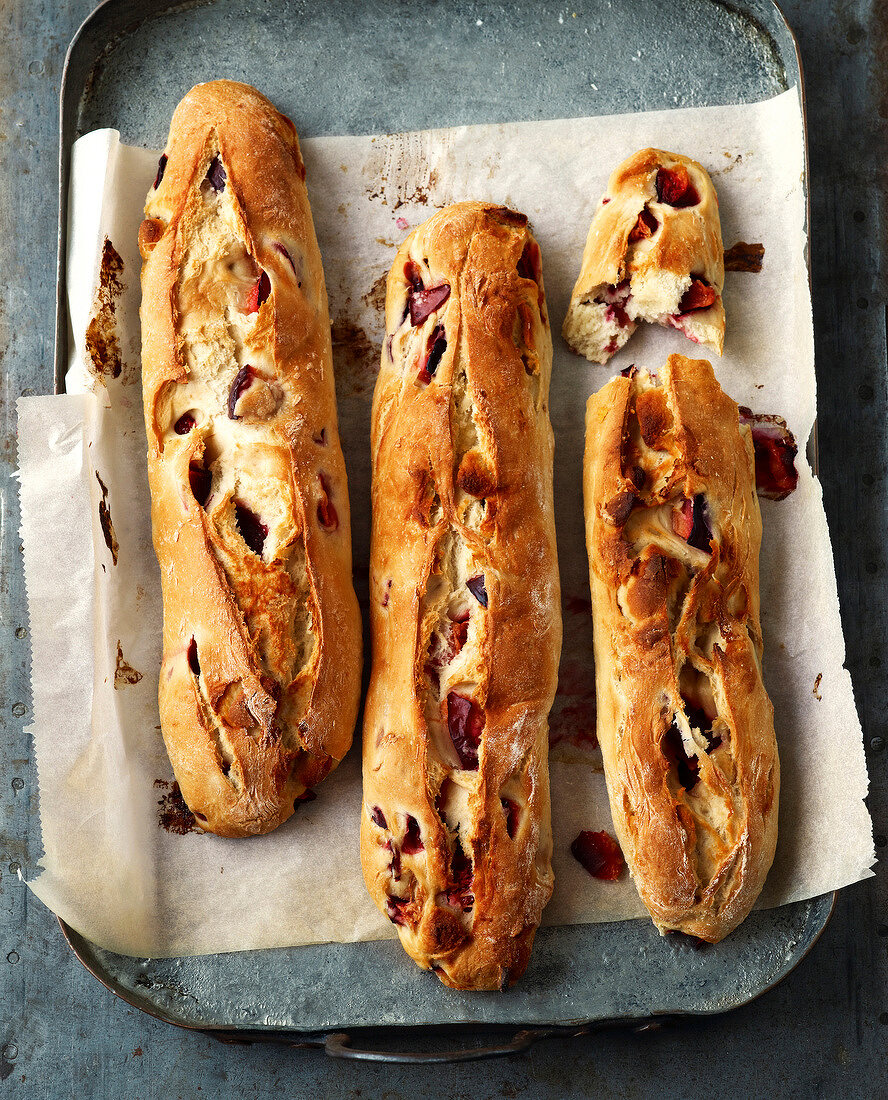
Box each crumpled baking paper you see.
[17,88,873,956]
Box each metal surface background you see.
[0,0,886,1094]
[47,0,832,1051]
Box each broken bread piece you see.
[583,355,778,942]
[563,149,725,363]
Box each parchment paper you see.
[18,88,874,956]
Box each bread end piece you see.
[565,149,725,364]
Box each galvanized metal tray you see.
[53,0,832,1061]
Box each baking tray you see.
[51,0,832,1062]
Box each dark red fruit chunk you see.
[446,693,483,770]
[672,498,694,540]
[738,407,799,500]
[174,412,196,435]
[688,495,712,553]
[662,720,700,791]
[227,365,256,419]
[628,207,659,242]
[656,165,699,207]
[620,365,637,379]
[294,789,317,809]
[385,896,410,925]
[426,619,468,678]
[447,843,474,910]
[235,502,268,556]
[153,154,167,190]
[381,578,392,608]
[678,279,717,313]
[409,283,451,327]
[370,805,387,829]
[571,830,625,881]
[273,241,297,275]
[205,155,227,192]
[517,239,540,283]
[313,427,327,446]
[189,461,211,507]
[418,325,447,384]
[317,474,339,531]
[187,637,200,676]
[598,281,632,327]
[246,271,271,313]
[404,260,424,291]
[466,575,488,608]
[672,496,711,553]
[502,798,520,839]
[402,815,424,854]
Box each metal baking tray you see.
[52,0,832,1061]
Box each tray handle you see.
[324,1027,558,1063]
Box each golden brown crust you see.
[583,355,778,941]
[361,202,561,990]
[139,81,361,837]
[563,148,725,364]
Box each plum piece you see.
[628,208,659,242]
[446,843,474,910]
[677,279,717,313]
[672,495,712,553]
[205,155,227,192]
[446,693,483,770]
[385,896,411,925]
[174,412,196,435]
[597,280,632,328]
[656,165,699,208]
[516,238,541,284]
[417,325,447,384]
[153,154,168,190]
[466,575,488,608]
[317,474,339,531]
[189,461,212,508]
[571,830,625,880]
[402,815,424,855]
[661,719,700,791]
[370,805,387,829]
[246,272,271,313]
[227,365,256,419]
[235,502,268,556]
[738,407,799,500]
[409,283,451,327]
[187,637,200,676]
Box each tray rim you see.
[51,0,829,1061]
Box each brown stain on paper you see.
[154,779,201,835]
[331,313,379,395]
[84,237,125,381]
[114,641,143,688]
[95,471,119,565]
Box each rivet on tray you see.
[11,779,23,791]
[14,628,26,640]
[871,737,885,753]
[6,952,19,965]
[11,703,26,718]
